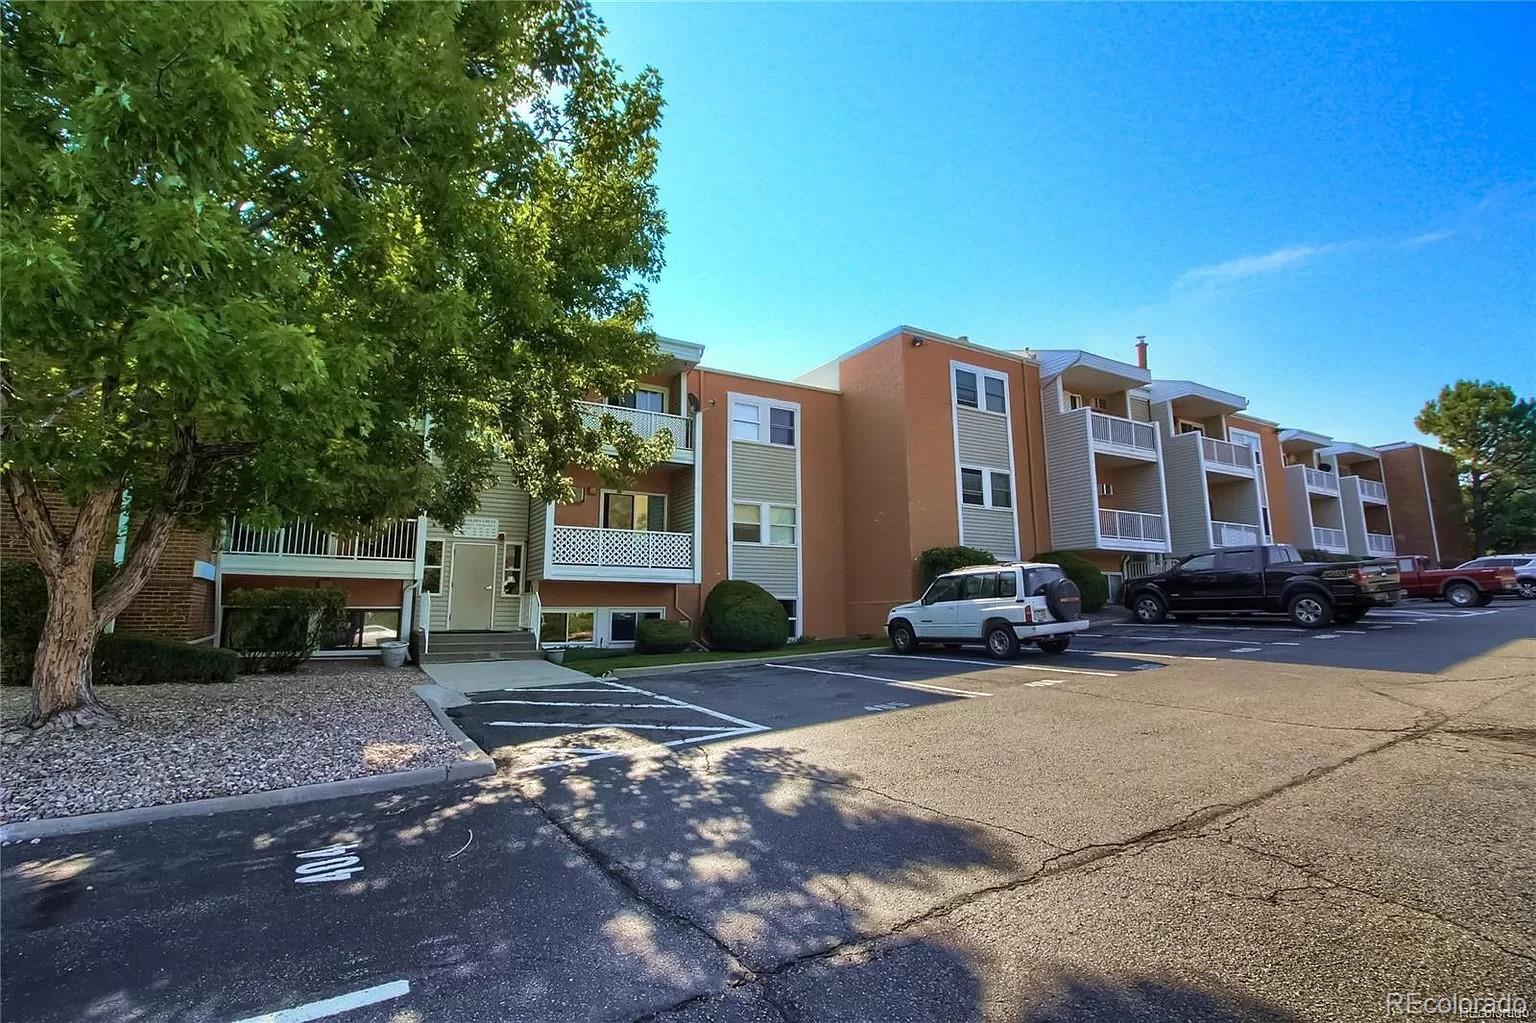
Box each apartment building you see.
[1377,442,1470,565]
[1321,441,1396,558]
[1147,379,1266,555]
[1277,428,1350,555]
[1227,414,1293,547]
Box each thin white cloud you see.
[1402,229,1454,248]
[1175,243,1346,289]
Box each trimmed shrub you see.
[919,545,998,585]
[1033,550,1109,613]
[1,560,117,686]
[703,580,790,652]
[224,587,347,673]
[636,618,692,654]
[94,633,240,686]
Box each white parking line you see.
[476,700,680,709]
[868,653,1120,677]
[1083,649,1219,661]
[765,662,991,697]
[1115,622,1309,633]
[1229,647,1262,653]
[232,980,411,1023]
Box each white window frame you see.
[959,464,1012,510]
[610,383,668,414]
[777,599,798,635]
[539,607,598,648]
[729,396,799,448]
[1177,419,1207,436]
[954,365,1008,415]
[501,540,525,596]
[600,489,668,532]
[732,501,797,547]
[605,607,666,648]
[422,539,445,596]
[1066,391,1086,411]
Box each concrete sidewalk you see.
[420,657,592,694]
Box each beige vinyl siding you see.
[1338,477,1369,556]
[1115,460,1165,514]
[962,507,1017,559]
[1128,395,1152,423]
[731,443,797,503]
[1161,432,1212,555]
[1150,400,1177,439]
[425,462,529,632]
[954,407,1011,468]
[1284,465,1315,545]
[1041,387,1096,550]
[1209,478,1260,526]
[669,471,695,534]
[525,500,547,583]
[730,544,798,596]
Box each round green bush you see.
[635,617,692,654]
[703,580,790,652]
[919,545,998,585]
[1032,550,1109,613]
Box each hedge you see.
[919,545,998,585]
[94,633,241,686]
[1032,550,1109,613]
[224,587,347,672]
[636,618,692,654]
[703,580,790,652]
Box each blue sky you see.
[595,3,1535,445]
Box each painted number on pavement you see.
[295,843,363,884]
[864,701,911,711]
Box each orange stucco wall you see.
[538,580,684,619]
[1229,416,1296,546]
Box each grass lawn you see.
[561,638,888,676]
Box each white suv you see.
[886,562,1091,659]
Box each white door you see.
[448,542,496,630]
[954,571,1007,637]
[912,576,961,638]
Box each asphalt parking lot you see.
[4,598,1533,1022]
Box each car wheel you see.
[985,624,1019,660]
[1287,593,1334,628]
[1444,582,1478,608]
[888,622,918,654]
[1132,592,1167,624]
[1475,591,1495,607]
[1038,636,1070,655]
[1517,579,1536,600]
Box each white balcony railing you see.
[1365,532,1396,556]
[1098,508,1166,542]
[1313,526,1348,550]
[1089,412,1158,454]
[1304,467,1340,494]
[222,518,418,561]
[1358,478,1388,502]
[1212,520,1262,547]
[550,525,693,570]
[1202,437,1254,473]
[578,400,693,453]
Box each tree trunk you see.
[25,559,113,729]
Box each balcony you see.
[547,525,695,583]
[1089,412,1158,458]
[1358,478,1388,503]
[1201,437,1255,476]
[1304,467,1340,495]
[579,400,694,463]
[1098,508,1167,550]
[1212,520,1262,547]
[220,518,419,578]
[1312,526,1348,552]
[1365,532,1396,556]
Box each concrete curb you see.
[0,757,494,843]
[413,683,496,765]
[600,645,887,679]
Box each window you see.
[1179,553,1218,572]
[502,542,524,596]
[923,576,963,604]
[1177,420,1206,436]
[1270,546,1302,564]
[1219,548,1261,572]
[731,401,760,441]
[732,503,761,543]
[998,571,1017,597]
[1260,507,1273,542]
[983,376,1006,414]
[423,540,445,595]
[770,408,796,446]
[540,610,595,646]
[324,609,402,650]
[769,506,796,546]
[1067,392,1086,410]
[960,468,985,506]
[603,492,667,531]
[610,388,666,413]
[1022,566,1067,595]
[990,471,1013,509]
[609,609,662,644]
[954,369,979,408]
[778,600,797,633]
[1399,558,1417,574]
[961,572,998,599]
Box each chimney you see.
[1134,336,1148,369]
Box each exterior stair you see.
[418,629,541,664]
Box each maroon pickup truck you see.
[1394,555,1517,607]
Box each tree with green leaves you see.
[1415,380,1536,554]
[2,1,668,728]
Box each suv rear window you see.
[1021,566,1066,595]
[961,573,998,599]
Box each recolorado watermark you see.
[1385,991,1529,1018]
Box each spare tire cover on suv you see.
[1043,578,1082,621]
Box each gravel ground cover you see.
[1,662,469,824]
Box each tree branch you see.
[2,469,64,574]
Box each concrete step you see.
[428,632,537,649]
[421,649,546,664]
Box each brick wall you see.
[1378,444,1471,566]
[1,491,215,640]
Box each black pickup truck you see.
[1124,544,1403,628]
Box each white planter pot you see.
[545,649,566,665]
[377,641,409,669]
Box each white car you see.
[886,562,1092,659]
[1456,555,1536,599]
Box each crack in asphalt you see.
[1045,683,1436,733]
